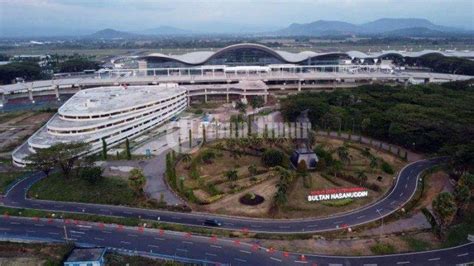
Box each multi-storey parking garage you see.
[12,84,187,167]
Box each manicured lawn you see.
[0,171,28,194]
[28,173,137,206]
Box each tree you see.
[274,189,287,206]
[225,169,238,182]
[202,127,206,144]
[336,145,351,165]
[101,138,107,160]
[329,160,343,178]
[453,184,471,215]
[261,149,284,167]
[125,138,131,160]
[250,96,264,109]
[47,142,89,179]
[248,164,258,176]
[432,192,457,233]
[58,58,100,73]
[128,168,146,197]
[25,149,56,177]
[356,170,368,185]
[188,129,192,148]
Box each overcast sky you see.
[1,0,473,36]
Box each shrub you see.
[370,243,396,255]
[262,149,284,167]
[200,149,216,164]
[79,166,103,184]
[381,161,394,174]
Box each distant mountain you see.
[88,28,135,39]
[279,20,358,36]
[141,26,191,35]
[276,18,466,36]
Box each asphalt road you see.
[0,216,472,265]
[2,158,444,234]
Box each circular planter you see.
[239,193,265,206]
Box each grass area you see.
[402,236,432,251]
[0,241,73,266]
[28,173,136,206]
[106,253,183,266]
[370,242,396,255]
[0,171,28,194]
[443,211,474,248]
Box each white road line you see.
[210,245,222,249]
[94,237,104,241]
[294,261,308,264]
[457,253,468,257]
[357,215,365,219]
[239,250,251,254]
[120,241,130,245]
[48,232,59,235]
[176,248,188,252]
[234,258,247,263]
[70,230,85,234]
[399,192,404,197]
[428,258,440,261]
[154,237,165,241]
[270,257,282,262]
[396,261,410,264]
[102,230,112,234]
[205,252,217,257]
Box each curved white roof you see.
[139,43,474,65]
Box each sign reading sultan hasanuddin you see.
[307,187,369,202]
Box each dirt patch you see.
[258,231,439,255]
[417,170,452,211]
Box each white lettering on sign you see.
[307,187,369,202]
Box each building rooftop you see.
[65,248,106,262]
[58,84,186,117]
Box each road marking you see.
[270,257,282,262]
[457,253,468,257]
[205,252,217,257]
[234,258,247,263]
[48,232,59,235]
[120,241,130,245]
[307,224,318,228]
[396,261,410,264]
[294,261,308,264]
[70,230,85,235]
[94,237,104,241]
[210,245,222,249]
[102,230,112,234]
[176,248,188,252]
[357,215,365,219]
[225,223,234,226]
[390,201,397,205]
[182,241,193,245]
[154,237,165,241]
[363,264,377,266]
[399,192,404,197]
[148,244,159,248]
[9,222,20,225]
[428,258,440,261]
[239,250,251,254]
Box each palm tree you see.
[337,145,351,165]
[432,192,457,234]
[356,170,368,185]
[225,169,238,182]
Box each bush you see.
[262,149,285,167]
[200,149,216,164]
[79,166,103,184]
[370,243,396,255]
[381,161,394,174]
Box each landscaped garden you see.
[172,134,405,218]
